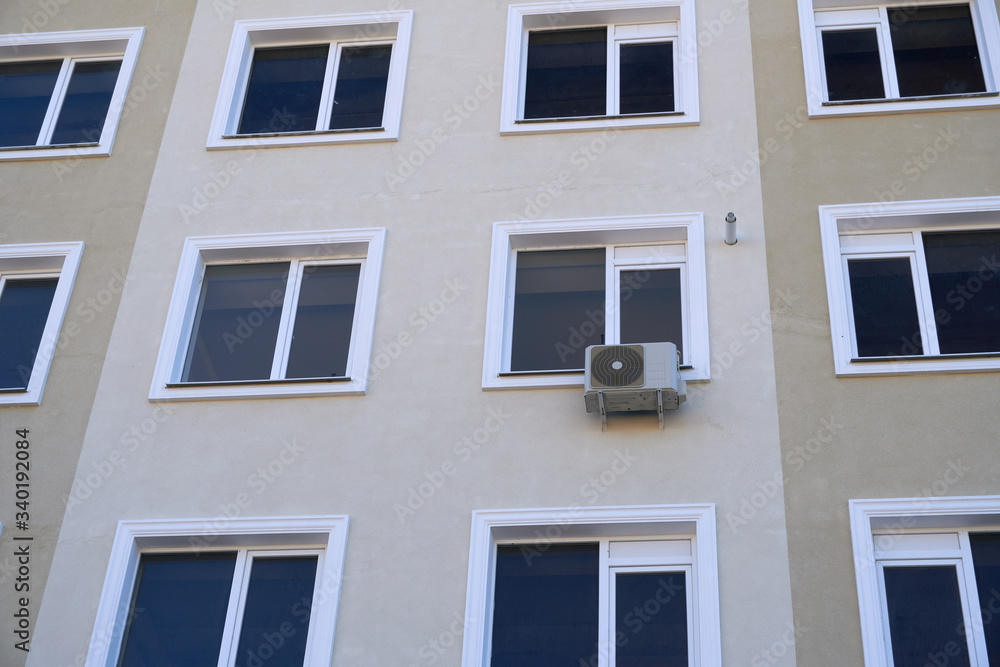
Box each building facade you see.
[0,0,996,666]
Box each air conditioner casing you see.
[584,342,686,415]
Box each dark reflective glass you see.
[117,552,237,667]
[923,230,1000,354]
[511,249,605,372]
[329,45,391,130]
[848,258,922,357]
[238,45,329,134]
[620,41,674,114]
[285,264,360,379]
[492,543,599,667]
[183,263,288,382]
[524,28,607,119]
[0,278,58,389]
[883,565,971,667]
[49,60,121,145]
[620,268,683,358]
[234,556,318,667]
[0,60,61,147]
[822,29,886,101]
[971,533,1000,664]
[615,572,688,667]
[890,4,986,97]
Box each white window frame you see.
[799,0,1000,116]
[482,214,709,389]
[849,496,1000,667]
[0,27,144,160]
[820,196,1000,376]
[0,242,84,406]
[207,12,413,150]
[149,229,385,401]
[84,515,349,667]
[460,504,721,667]
[500,0,699,134]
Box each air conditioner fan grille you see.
[590,345,644,388]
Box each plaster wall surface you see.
[29,0,797,665]
[749,0,1000,663]
[0,2,196,665]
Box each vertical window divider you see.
[37,58,74,146]
[607,34,618,116]
[316,42,339,131]
[604,246,617,346]
[597,537,612,667]
[218,549,251,667]
[876,8,901,99]
[271,260,302,380]
[958,533,992,664]
[910,234,941,355]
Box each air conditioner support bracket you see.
[657,389,664,430]
[598,391,608,432]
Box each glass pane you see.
[620,41,674,114]
[511,249,605,372]
[0,60,61,147]
[238,45,329,134]
[117,552,237,667]
[847,258,923,357]
[619,268,683,358]
[285,264,360,379]
[0,278,58,389]
[234,556,318,667]
[492,543,599,667]
[822,29,886,101]
[615,572,688,667]
[49,60,122,145]
[524,28,607,119]
[889,4,986,98]
[970,533,1000,664]
[883,565,971,667]
[329,45,392,130]
[923,230,1000,354]
[183,263,288,382]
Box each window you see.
[0,242,83,406]
[850,496,1000,667]
[150,229,385,400]
[820,196,1000,376]
[798,0,1000,115]
[500,0,699,133]
[459,505,722,667]
[0,28,144,160]
[482,215,709,389]
[207,12,412,149]
[83,516,349,667]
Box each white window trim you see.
[0,27,144,160]
[149,229,385,401]
[84,515,349,667]
[460,504,721,667]
[207,12,413,150]
[482,214,709,389]
[0,241,84,406]
[500,0,699,134]
[820,196,1000,376]
[798,0,1000,116]
[849,496,1000,667]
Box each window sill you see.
[207,128,395,150]
[486,367,700,390]
[809,90,1000,117]
[152,376,364,401]
[501,112,697,135]
[839,353,1000,377]
[0,142,108,162]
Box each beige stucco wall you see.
[0,2,195,666]
[750,0,1000,664]
[29,0,798,665]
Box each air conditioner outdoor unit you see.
[584,342,686,431]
